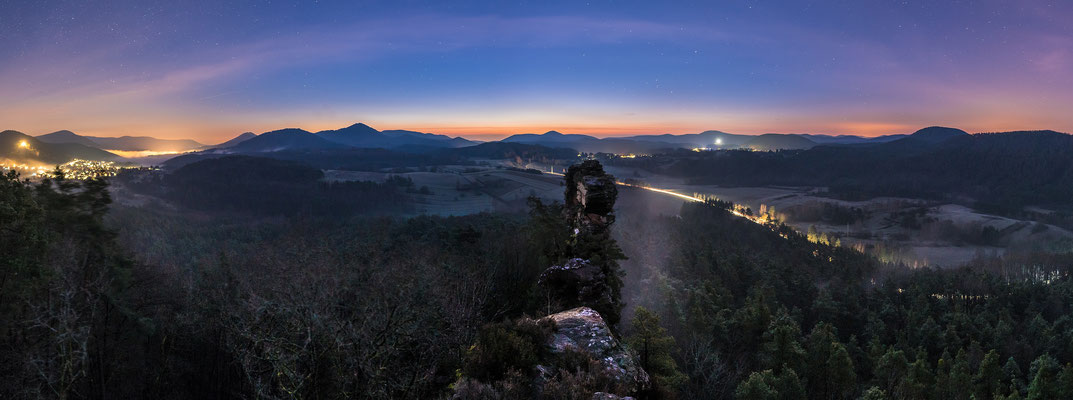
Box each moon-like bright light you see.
[715,138,723,146]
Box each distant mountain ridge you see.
[1,130,118,164]
[36,130,100,147]
[14,124,1060,169]
[198,123,479,154]
[35,130,205,152]
[210,132,258,149]
[228,128,342,152]
[743,134,816,150]
[503,129,823,153]
[316,123,476,149]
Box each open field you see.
[325,167,566,216]
[529,162,1073,268]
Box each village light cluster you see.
[56,159,139,179]
[1,159,142,180]
[0,162,51,177]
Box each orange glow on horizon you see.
[105,149,190,158]
[9,117,1061,144]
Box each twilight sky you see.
[2,0,1071,142]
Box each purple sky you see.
[1,0,1071,142]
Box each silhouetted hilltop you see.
[35,130,205,152]
[36,130,101,147]
[317,123,475,149]
[744,133,816,150]
[503,129,880,152]
[210,132,257,148]
[443,141,578,160]
[1,130,118,164]
[910,126,969,142]
[229,128,344,152]
[502,130,599,144]
[88,136,204,151]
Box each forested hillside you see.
[120,155,413,216]
[2,165,1071,399]
[616,131,1073,216]
[618,198,1073,399]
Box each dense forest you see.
[164,142,579,173]
[2,160,1072,399]
[119,156,414,216]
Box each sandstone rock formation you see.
[539,160,624,325]
[564,160,618,235]
[538,258,615,318]
[541,307,649,393]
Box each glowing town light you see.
[17,140,30,149]
[715,138,723,146]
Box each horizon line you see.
[9,123,1067,144]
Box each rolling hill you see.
[443,141,579,160]
[228,128,345,152]
[743,133,817,150]
[502,129,882,153]
[502,131,677,154]
[1,130,118,164]
[36,130,101,147]
[35,130,205,152]
[210,132,258,149]
[317,123,475,149]
[624,130,753,148]
[87,136,204,152]
[908,126,969,143]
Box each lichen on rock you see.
[542,307,650,393]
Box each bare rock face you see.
[542,160,624,325]
[538,258,615,310]
[564,160,618,235]
[542,307,649,393]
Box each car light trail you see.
[543,170,763,224]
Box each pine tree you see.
[934,350,953,399]
[1059,364,1073,398]
[804,322,856,400]
[857,386,886,400]
[903,355,933,400]
[975,350,1004,399]
[1027,354,1061,400]
[872,347,908,398]
[949,349,973,400]
[628,307,687,398]
[1004,356,1025,396]
[737,371,778,400]
[826,344,858,400]
[735,369,805,400]
[761,312,805,374]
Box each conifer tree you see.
[628,307,687,398]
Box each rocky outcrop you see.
[540,160,624,325]
[453,160,641,399]
[451,307,649,399]
[564,160,618,235]
[538,259,615,321]
[542,307,649,393]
